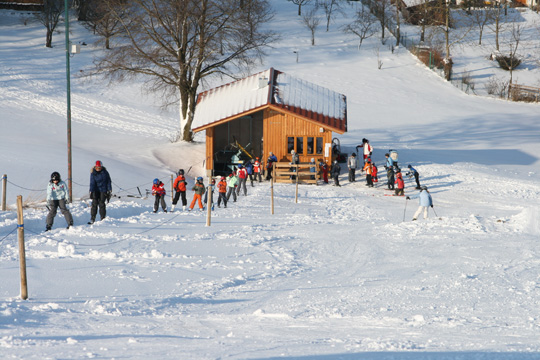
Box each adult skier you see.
[347,153,359,182]
[89,160,112,224]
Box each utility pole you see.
[65,0,72,202]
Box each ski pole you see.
[403,199,408,222]
[431,206,438,217]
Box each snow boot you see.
[182,205,186,211]
[171,205,176,212]
[45,225,51,232]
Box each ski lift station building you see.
[192,68,348,176]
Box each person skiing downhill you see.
[46,172,74,231]
[406,186,433,221]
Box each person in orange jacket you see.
[217,176,228,208]
[172,169,187,211]
[395,169,405,196]
[363,159,374,187]
[189,177,206,211]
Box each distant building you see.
[192,68,347,176]
[0,0,43,11]
[398,0,447,26]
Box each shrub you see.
[495,54,522,71]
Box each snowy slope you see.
[1,1,540,359]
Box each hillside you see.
[1,1,540,359]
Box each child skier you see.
[363,159,374,187]
[152,178,167,213]
[46,171,74,231]
[253,157,263,182]
[331,160,341,187]
[189,177,206,211]
[171,169,187,211]
[395,170,405,196]
[226,172,238,202]
[406,186,433,221]
[217,176,228,208]
[203,178,215,210]
[319,159,329,184]
[372,162,378,184]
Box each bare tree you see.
[470,7,494,45]
[302,8,321,45]
[35,0,64,48]
[500,23,524,85]
[342,6,377,50]
[93,0,277,142]
[83,0,127,49]
[317,0,342,32]
[369,0,392,41]
[289,0,311,16]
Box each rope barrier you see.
[0,227,17,244]
[6,180,46,192]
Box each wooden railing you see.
[509,83,540,102]
[273,162,319,184]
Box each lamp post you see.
[64,0,72,202]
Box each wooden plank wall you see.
[263,108,333,165]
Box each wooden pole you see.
[295,164,299,204]
[206,183,212,227]
[2,174,6,211]
[16,196,28,300]
[271,177,274,215]
[170,174,174,202]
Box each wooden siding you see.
[263,108,333,165]
[205,127,214,176]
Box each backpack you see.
[389,150,398,162]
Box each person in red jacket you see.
[395,169,405,196]
[319,159,329,184]
[372,162,379,184]
[217,176,228,208]
[253,157,263,183]
[236,164,248,196]
[172,169,187,211]
[152,178,167,213]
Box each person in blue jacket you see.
[406,186,433,221]
[89,160,112,224]
[46,172,73,231]
[406,164,422,190]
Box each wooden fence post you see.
[271,177,274,215]
[295,165,299,204]
[2,174,6,211]
[16,196,28,300]
[206,183,212,227]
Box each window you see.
[287,137,294,154]
[307,137,314,154]
[316,137,323,154]
[296,137,304,154]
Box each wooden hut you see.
[0,0,43,10]
[192,68,347,178]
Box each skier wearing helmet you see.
[217,176,228,208]
[46,172,73,231]
[406,186,433,221]
[189,177,206,211]
[172,169,188,211]
[151,178,167,213]
[89,160,112,224]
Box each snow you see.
[1,1,540,359]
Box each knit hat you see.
[95,160,102,167]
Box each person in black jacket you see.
[89,160,112,224]
[331,160,341,187]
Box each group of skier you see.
[45,142,434,230]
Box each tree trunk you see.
[46,29,53,48]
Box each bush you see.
[413,46,445,69]
[485,76,508,98]
[495,54,522,71]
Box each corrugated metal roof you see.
[192,68,347,133]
